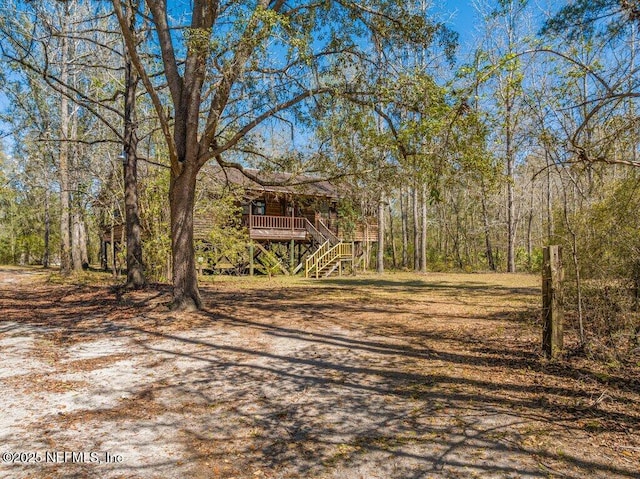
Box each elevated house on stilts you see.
[102,167,378,278]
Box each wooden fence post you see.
[542,245,564,358]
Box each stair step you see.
[305,241,353,278]
[323,261,341,277]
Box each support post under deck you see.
[290,239,295,273]
[249,243,254,276]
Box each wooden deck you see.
[243,215,311,242]
[103,215,378,244]
[249,228,308,241]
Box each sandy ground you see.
[0,267,638,479]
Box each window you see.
[252,200,265,215]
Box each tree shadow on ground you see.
[321,276,541,297]
[1,277,638,478]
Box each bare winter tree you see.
[0,0,146,286]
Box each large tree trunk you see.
[69,108,85,272]
[71,212,81,270]
[169,167,202,311]
[388,203,397,268]
[111,208,117,279]
[413,185,419,271]
[123,38,145,289]
[71,210,88,270]
[377,196,384,274]
[420,184,427,273]
[481,188,496,271]
[123,149,145,288]
[59,26,71,274]
[506,97,516,273]
[400,188,408,268]
[43,188,50,268]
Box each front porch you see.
[242,214,310,241]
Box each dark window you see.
[252,200,265,215]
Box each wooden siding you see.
[102,224,124,242]
[105,217,377,243]
[338,220,379,242]
[194,217,212,240]
[265,198,283,216]
[353,223,379,242]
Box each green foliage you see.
[0,150,59,266]
[529,247,544,273]
[336,197,359,240]
[139,170,171,282]
[514,246,543,273]
[541,0,636,40]
[194,181,249,273]
[561,175,640,281]
[0,193,54,265]
[184,27,212,55]
[0,180,16,264]
[554,174,640,360]
[255,248,282,279]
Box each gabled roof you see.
[211,165,339,199]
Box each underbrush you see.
[564,279,640,367]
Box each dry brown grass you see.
[1,267,638,479]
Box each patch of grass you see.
[45,268,116,287]
[582,420,604,432]
[323,442,363,466]
[353,433,433,452]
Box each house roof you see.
[211,166,339,199]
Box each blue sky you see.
[440,0,481,55]
[0,0,481,156]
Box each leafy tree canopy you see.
[542,0,640,40]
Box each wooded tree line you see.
[0,0,638,355]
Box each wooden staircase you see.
[297,217,354,278]
[305,241,354,278]
[304,219,327,245]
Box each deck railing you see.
[244,215,306,230]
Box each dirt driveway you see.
[0,268,638,478]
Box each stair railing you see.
[305,240,330,278]
[310,241,353,278]
[304,218,326,245]
[316,218,340,245]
